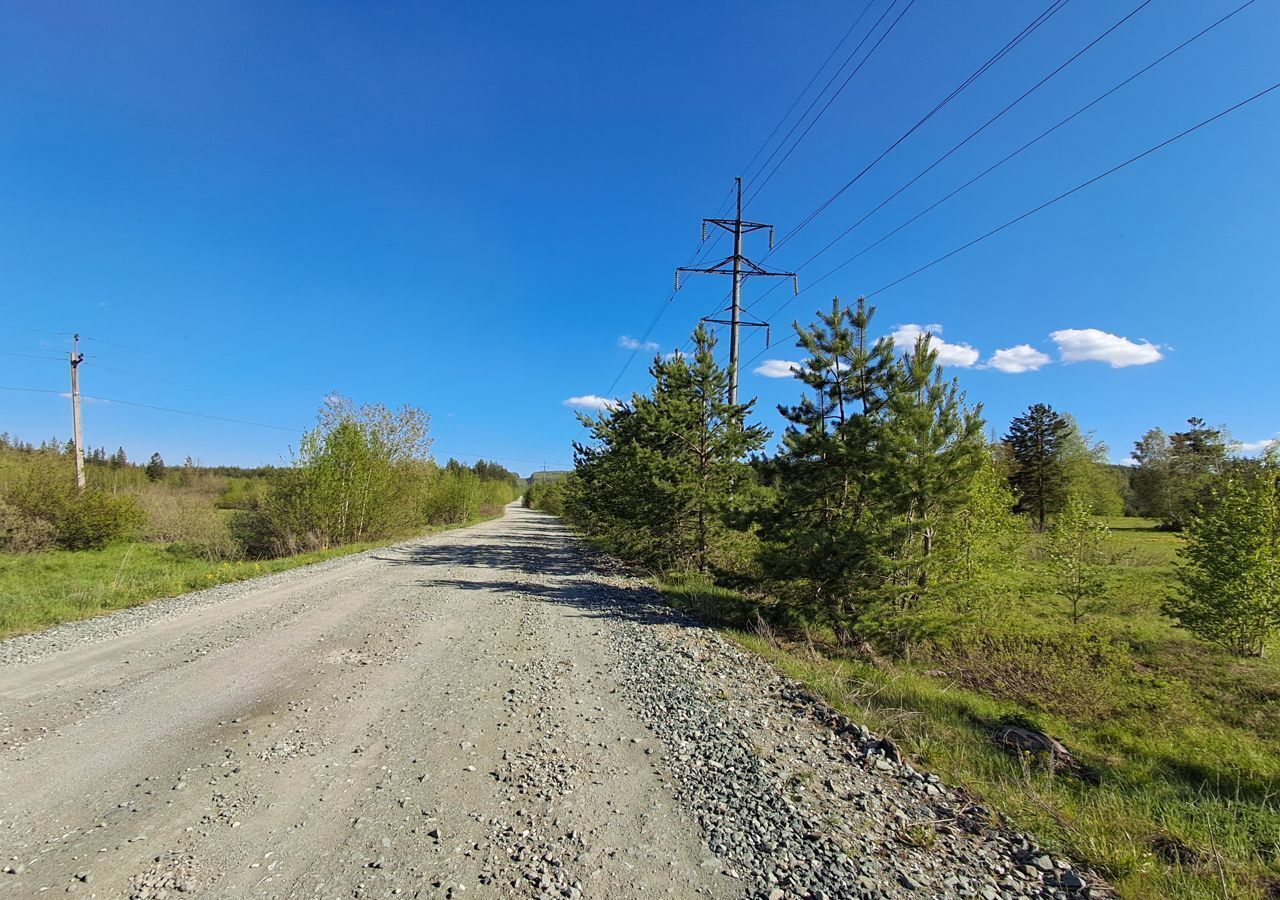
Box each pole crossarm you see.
[677,260,795,279]
[701,315,772,349]
[704,218,771,234]
[671,176,798,403]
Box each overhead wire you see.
[740,0,1195,320]
[0,386,303,432]
[605,0,903,393]
[80,359,155,378]
[0,351,65,363]
[601,182,738,397]
[764,0,1078,252]
[680,0,897,347]
[0,386,568,468]
[739,78,1280,372]
[690,0,1077,356]
[743,0,913,203]
[737,0,879,183]
[82,335,188,364]
[0,343,67,357]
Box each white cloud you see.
[754,359,802,378]
[986,344,1051,374]
[618,335,659,352]
[1237,437,1279,456]
[665,349,687,361]
[1050,328,1162,368]
[563,394,618,411]
[890,323,979,368]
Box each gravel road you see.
[0,505,1100,899]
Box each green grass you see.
[0,514,501,639]
[657,519,1280,900]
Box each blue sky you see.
[2,0,1277,473]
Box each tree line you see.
[0,395,522,558]
[543,297,1279,657]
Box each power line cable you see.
[0,385,303,432]
[776,0,1157,287]
[0,343,67,357]
[672,1,882,346]
[0,351,64,363]
[0,341,170,380]
[738,0,879,182]
[82,335,188,364]
[743,0,905,198]
[602,182,740,397]
[679,1,902,346]
[80,359,154,378]
[864,83,1280,298]
[1,385,567,467]
[765,0,1077,247]
[696,0,1076,356]
[746,0,925,206]
[612,0,939,385]
[743,0,1207,318]
[741,78,1280,371]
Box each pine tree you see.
[145,452,166,482]
[759,296,897,632]
[1004,403,1070,532]
[648,326,769,571]
[1164,461,1280,657]
[568,327,767,573]
[568,399,663,564]
[1165,417,1228,531]
[109,447,128,469]
[881,333,987,600]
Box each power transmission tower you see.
[675,177,797,404]
[70,333,86,489]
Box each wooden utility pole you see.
[70,333,86,489]
[674,177,797,404]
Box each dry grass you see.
[135,480,238,560]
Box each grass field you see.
[660,518,1280,900]
[0,513,502,639]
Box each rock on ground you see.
[0,505,1104,899]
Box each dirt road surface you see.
[0,506,1096,900]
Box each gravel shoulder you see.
[0,504,1101,899]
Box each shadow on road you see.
[373,511,701,629]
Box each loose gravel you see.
[0,505,1106,899]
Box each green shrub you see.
[421,468,479,524]
[525,479,567,516]
[137,486,238,560]
[226,400,520,556]
[215,477,270,510]
[51,490,145,550]
[0,449,144,550]
[0,500,56,553]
